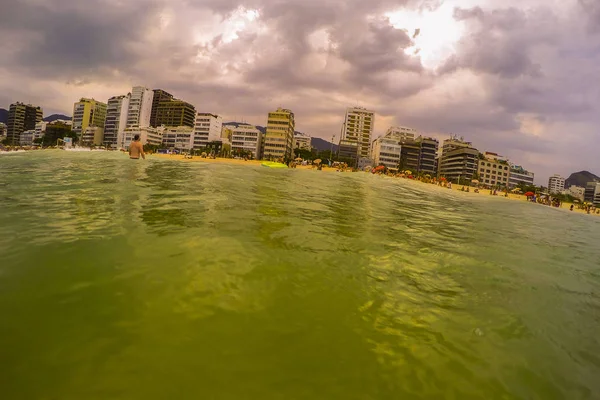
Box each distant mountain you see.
[43,114,71,122]
[311,137,338,152]
[0,109,71,124]
[565,171,600,188]
[0,108,7,124]
[223,121,337,152]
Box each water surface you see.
[1,151,599,399]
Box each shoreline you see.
[152,154,598,216]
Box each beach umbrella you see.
[471,179,479,184]
[573,199,580,203]
[314,159,322,165]
[524,191,535,197]
[404,170,412,175]
[440,177,447,181]
[295,157,303,161]
[512,188,522,193]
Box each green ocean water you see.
[1,151,599,399]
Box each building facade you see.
[104,87,154,148]
[161,126,195,151]
[103,95,130,148]
[0,122,7,140]
[150,89,174,127]
[341,107,374,159]
[565,185,585,201]
[126,86,154,128]
[81,127,104,146]
[71,98,107,139]
[193,113,223,149]
[294,134,312,151]
[263,108,295,160]
[438,137,479,183]
[122,126,163,148]
[416,136,438,175]
[584,182,600,205]
[478,152,510,187]
[7,102,43,145]
[154,99,196,128]
[509,165,535,188]
[371,136,402,169]
[229,124,263,159]
[338,139,359,165]
[385,126,417,142]
[548,174,566,194]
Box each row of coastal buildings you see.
[546,174,600,204]
[338,107,536,189]
[2,94,534,189]
[1,87,303,161]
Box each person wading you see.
[129,134,145,160]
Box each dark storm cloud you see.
[579,0,600,33]
[439,7,548,78]
[0,0,599,181]
[0,0,162,79]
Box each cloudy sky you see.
[1,0,599,182]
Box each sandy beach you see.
[151,153,596,216]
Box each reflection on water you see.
[1,151,600,399]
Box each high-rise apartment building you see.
[103,86,154,148]
[150,89,174,127]
[263,108,295,160]
[103,95,130,148]
[72,98,107,141]
[154,99,196,128]
[478,152,510,187]
[341,107,374,159]
[417,136,439,175]
[438,136,479,183]
[0,122,7,139]
[193,113,223,149]
[509,166,535,188]
[584,182,600,205]
[548,174,566,194]
[7,102,43,145]
[126,86,153,128]
[229,124,263,159]
[371,135,402,169]
[385,126,417,142]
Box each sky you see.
[1,0,599,183]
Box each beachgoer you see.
[570,205,574,211]
[128,134,145,159]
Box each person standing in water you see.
[129,134,145,160]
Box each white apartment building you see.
[371,135,402,168]
[126,86,153,128]
[19,129,36,146]
[294,134,312,151]
[509,165,535,188]
[103,87,153,149]
[565,186,585,201]
[122,126,163,148]
[385,126,417,142]
[229,124,263,159]
[194,113,223,149]
[104,95,130,148]
[161,126,194,151]
[341,107,374,159]
[548,174,566,194]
